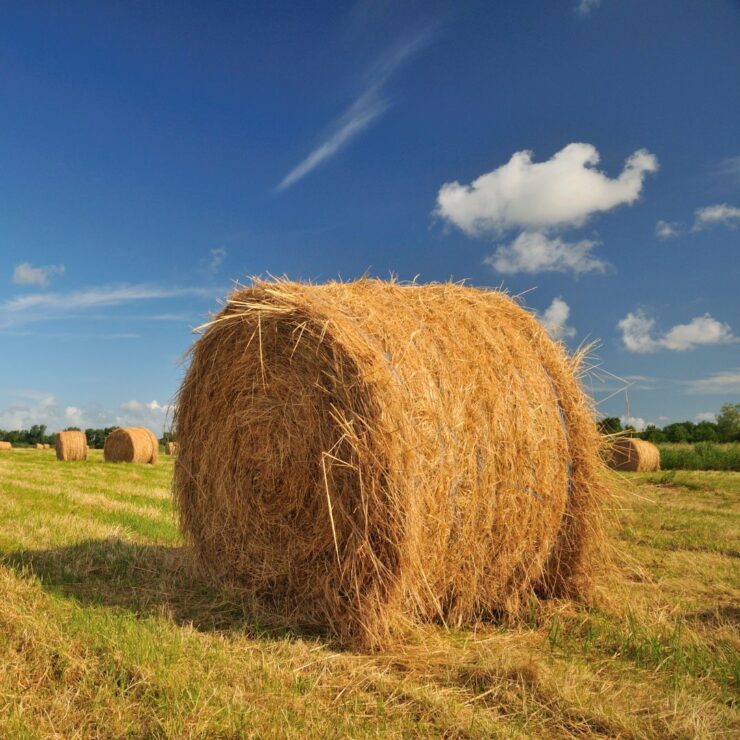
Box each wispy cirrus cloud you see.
[277,29,433,191]
[0,283,217,328]
[683,369,740,395]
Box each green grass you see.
[1,448,738,737]
[659,442,740,471]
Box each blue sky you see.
[1,0,738,434]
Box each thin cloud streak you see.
[277,29,433,191]
[0,283,219,328]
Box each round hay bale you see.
[608,438,660,472]
[43,443,51,449]
[165,441,178,456]
[55,431,87,461]
[0,441,12,451]
[174,279,607,648]
[104,427,158,464]
[35,443,44,449]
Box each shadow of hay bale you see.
[1,538,322,641]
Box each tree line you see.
[0,426,173,448]
[599,403,740,444]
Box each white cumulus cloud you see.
[436,143,658,236]
[618,310,738,353]
[0,392,173,434]
[538,297,576,340]
[12,262,65,287]
[692,203,740,231]
[484,231,607,275]
[620,415,648,432]
[655,220,681,240]
[694,412,717,423]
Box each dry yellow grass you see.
[0,449,737,737]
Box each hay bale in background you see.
[35,443,44,449]
[43,444,51,449]
[174,279,607,648]
[608,438,660,472]
[55,431,87,461]
[0,441,11,451]
[165,441,178,455]
[104,427,158,464]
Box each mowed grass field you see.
[0,449,737,738]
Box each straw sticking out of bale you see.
[165,441,178,455]
[174,279,607,649]
[104,427,159,464]
[0,441,11,451]
[608,438,660,472]
[55,431,88,461]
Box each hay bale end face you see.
[165,441,178,455]
[174,279,607,648]
[608,438,660,472]
[104,427,158,464]
[55,431,88,461]
[0,441,11,451]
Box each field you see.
[1,449,738,738]
[658,443,740,472]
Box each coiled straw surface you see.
[608,438,660,472]
[174,279,606,648]
[104,427,159,464]
[55,431,87,461]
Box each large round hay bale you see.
[165,441,178,455]
[55,431,88,461]
[0,441,11,451]
[35,443,44,449]
[608,438,660,472]
[174,279,606,648]
[104,427,158,464]
[43,443,51,449]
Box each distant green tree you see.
[664,423,690,443]
[84,427,117,449]
[693,421,718,442]
[598,417,622,435]
[716,403,740,442]
[641,425,666,443]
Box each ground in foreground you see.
[0,449,737,738]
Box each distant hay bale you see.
[0,441,11,451]
[104,427,158,464]
[165,441,178,455]
[35,443,44,449]
[174,279,607,649]
[608,438,660,472]
[55,431,87,461]
[43,443,51,449]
